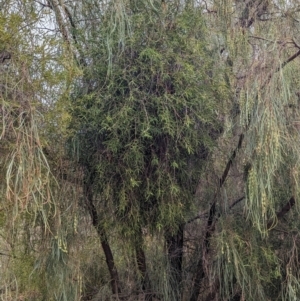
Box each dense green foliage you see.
[1,0,300,301]
[70,6,226,234]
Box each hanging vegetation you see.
[1,1,300,301]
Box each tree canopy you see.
[1,0,300,301]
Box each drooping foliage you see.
[202,0,300,300]
[2,0,300,301]
[0,3,81,300]
[70,3,227,235]
[67,3,230,299]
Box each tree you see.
[67,2,228,299]
[188,0,300,300]
[0,2,80,300]
[2,0,300,301]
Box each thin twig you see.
[34,0,52,8]
[229,196,245,209]
[186,195,245,224]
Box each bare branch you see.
[229,196,245,209]
[48,0,81,63]
[220,133,244,187]
[34,0,52,8]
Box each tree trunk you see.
[136,244,153,301]
[165,224,184,301]
[84,171,121,296]
[190,203,216,301]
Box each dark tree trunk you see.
[190,203,215,301]
[166,224,184,301]
[99,231,121,296]
[190,135,244,301]
[84,170,121,296]
[136,243,153,301]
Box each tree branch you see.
[34,0,52,8]
[267,196,296,229]
[84,168,121,296]
[190,133,244,300]
[48,0,81,63]
[229,196,245,209]
[220,133,244,187]
[186,195,245,225]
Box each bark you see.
[166,224,184,301]
[48,0,81,63]
[136,244,153,301]
[189,203,215,301]
[84,170,121,296]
